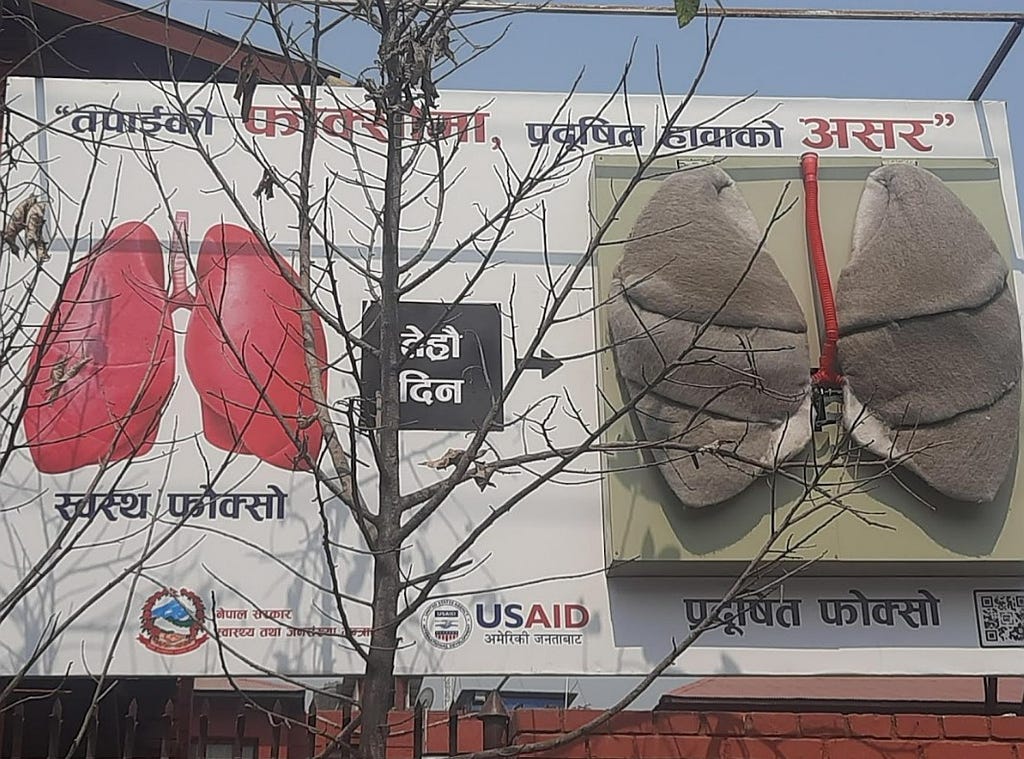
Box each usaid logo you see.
[421,599,472,649]
[475,602,590,630]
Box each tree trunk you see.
[360,92,405,759]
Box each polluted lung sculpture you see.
[608,167,813,508]
[837,164,1022,503]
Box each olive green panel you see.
[592,154,1024,576]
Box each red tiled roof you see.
[2,0,340,82]
[664,676,1024,704]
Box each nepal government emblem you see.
[138,588,209,655]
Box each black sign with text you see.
[360,301,503,431]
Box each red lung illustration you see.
[185,223,327,470]
[23,222,176,472]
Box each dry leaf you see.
[233,53,260,122]
[25,201,48,261]
[254,168,275,200]
[3,194,37,257]
[421,448,464,470]
[470,463,497,491]
[45,355,90,403]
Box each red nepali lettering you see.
[244,98,489,144]
[800,113,955,153]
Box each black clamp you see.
[812,385,844,431]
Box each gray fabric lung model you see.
[608,166,812,508]
[837,164,1022,502]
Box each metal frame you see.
[970,20,1024,101]
[325,3,1023,101]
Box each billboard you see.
[1,78,1022,677]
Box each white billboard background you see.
[0,78,1022,677]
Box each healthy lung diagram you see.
[185,223,328,471]
[25,222,177,473]
[23,220,327,474]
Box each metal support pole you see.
[969,21,1023,100]
[984,676,998,713]
[313,3,1024,23]
[447,701,459,756]
[413,702,425,759]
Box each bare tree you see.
[0,3,915,758]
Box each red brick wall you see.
[510,709,1024,759]
[330,708,1024,758]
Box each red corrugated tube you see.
[800,152,843,388]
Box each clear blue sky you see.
[160,0,1023,208]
